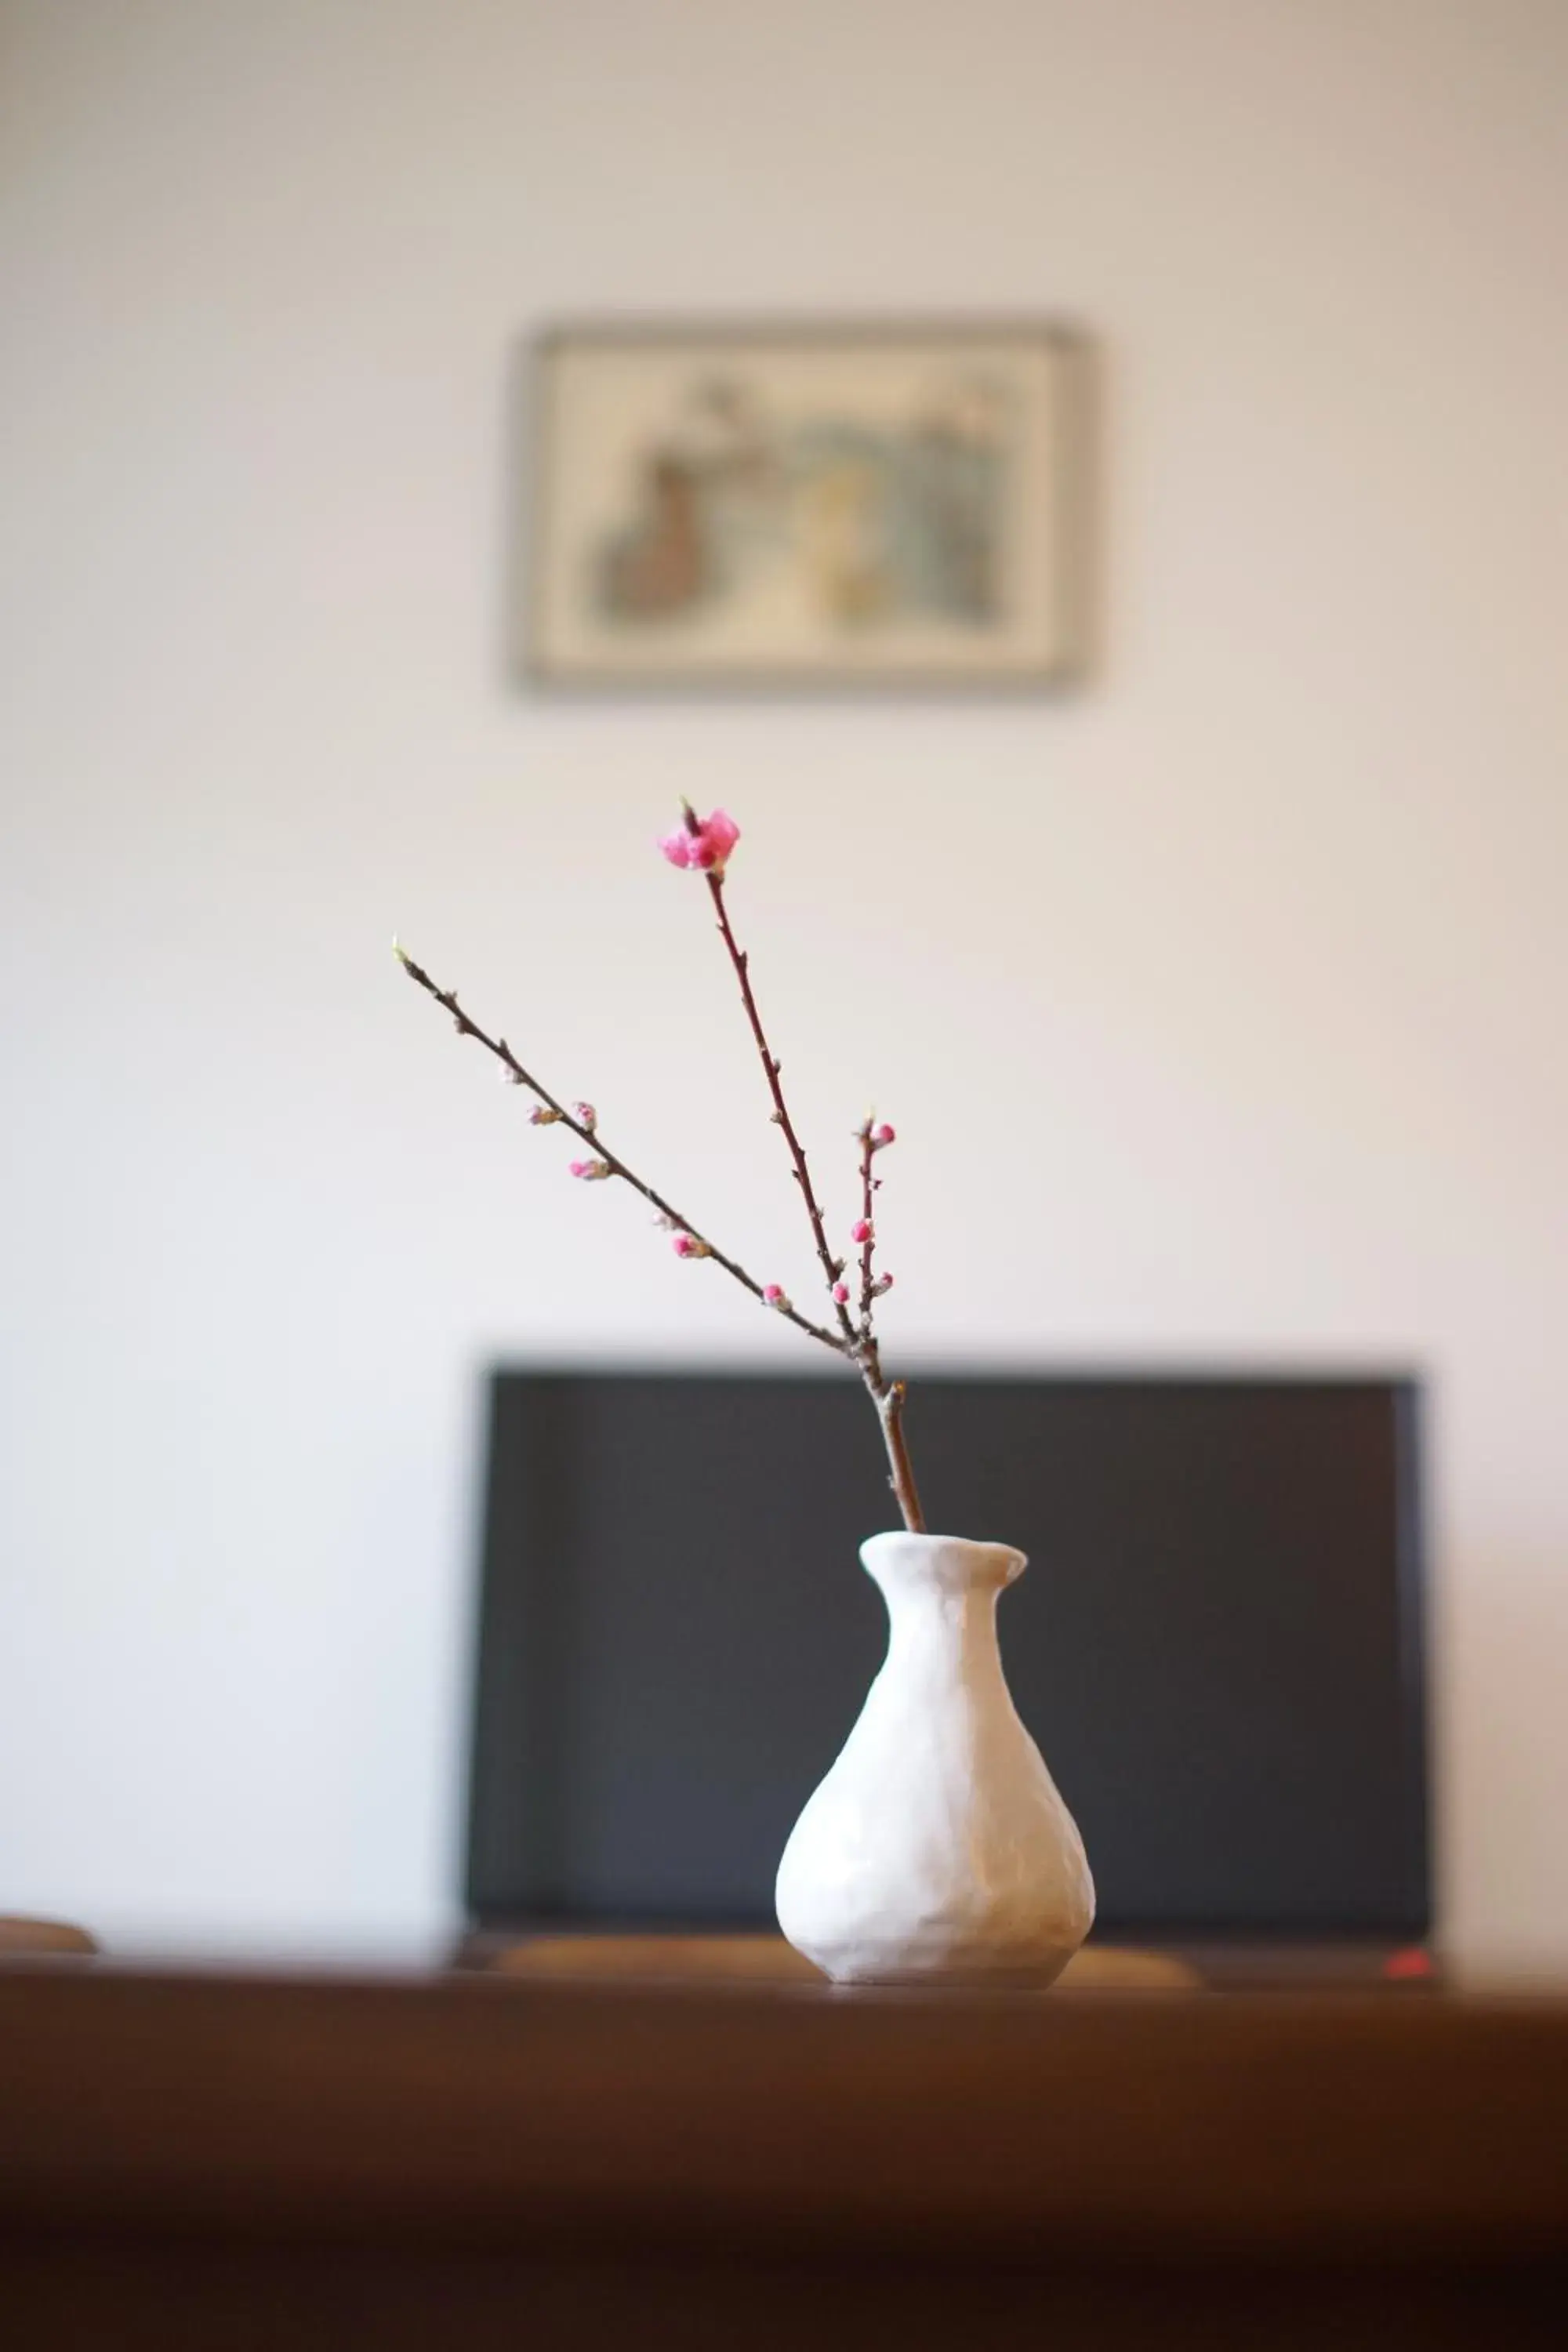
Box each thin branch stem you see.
[703,871,858,1345]
[872,1376,926,1535]
[394,946,847,1356]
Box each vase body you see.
[775,1532,1094,1987]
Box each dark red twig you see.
[695,854,924,1533]
[868,1372,924,1535]
[702,868,858,1347]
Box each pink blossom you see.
[658,806,741,874]
[871,1272,895,1297]
[569,1158,610,1181]
[763,1283,791,1312]
[573,1101,597,1131]
[832,1281,850,1304]
[672,1231,710,1258]
[872,1123,896,1146]
[850,1218,874,1245]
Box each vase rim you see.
[859,1530,1027,1585]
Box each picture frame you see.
[521,321,1095,692]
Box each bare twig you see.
[394,944,847,1356]
[703,866,858,1345]
[869,1374,925,1535]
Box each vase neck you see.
[860,1534,1026,1688]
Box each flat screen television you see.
[466,1370,1428,1940]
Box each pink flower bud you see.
[672,1231,696,1257]
[850,1218,874,1245]
[873,1123,896,1146]
[871,1272,895,1297]
[763,1283,791,1312]
[568,1158,610,1181]
[832,1281,850,1304]
[658,806,741,874]
[573,1102,597,1131]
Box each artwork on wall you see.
[522,323,1093,690]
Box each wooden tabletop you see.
[2,1962,1566,2256]
[2,1963,1566,2347]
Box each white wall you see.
[2,0,1564,1970]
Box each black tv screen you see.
[466,1370,1428,1939]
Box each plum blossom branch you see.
[392,941,845,1354]
[844,1117,920,1532]
[851,1118,897,1339]
[660,805,924,1532]
[855,1126,877,1334]
[397,805,927,1534]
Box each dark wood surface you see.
[2,1962,1566,2347]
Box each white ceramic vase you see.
[775,1531,1094,1987]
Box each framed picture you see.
[522,321,1093,691]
